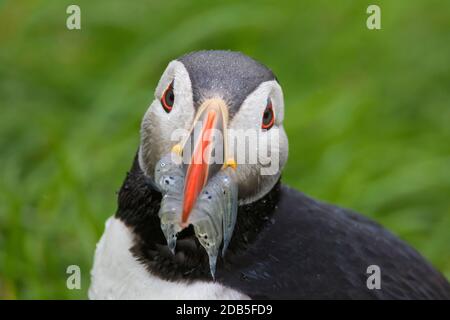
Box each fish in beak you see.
[152,98,238,278]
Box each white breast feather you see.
[89,217,250,300]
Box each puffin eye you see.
[161,82,174,113]
[261,99,275,130]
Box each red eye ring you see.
[262,99,275,130]
[161,82,174,113]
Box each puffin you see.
[89,50,450,300]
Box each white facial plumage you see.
[139,59,289,205]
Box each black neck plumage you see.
[115,153,281,282]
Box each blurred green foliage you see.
[0,0,449,299]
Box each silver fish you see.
[154,153,184,253]
[153,152,238,278]
[190,167,238,278]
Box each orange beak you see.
[181,99,228,226]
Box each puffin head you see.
[137,50,288,277]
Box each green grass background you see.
[0,0,449,299]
